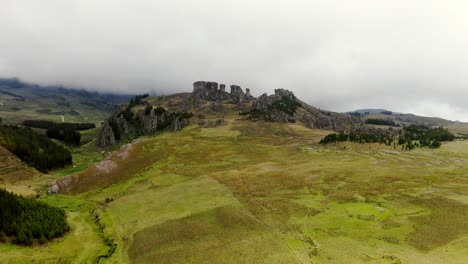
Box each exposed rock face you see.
[193,81,229,107]
[245,88,253,101]
[140,109,161,135]
[230,85,244,103]
[114,114,130,138]
[254,93,272,111]
[191,80,361,130]
[96,120,116,148]
[230,85,244,97]
[251,89,299,122]
[298,103,361,131]
[253,89,296,110]
[171,116,188,132]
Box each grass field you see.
[0,115,467,263]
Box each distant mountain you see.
[348,108,465,129]
[349,109,393,115]
[0,78,134,123]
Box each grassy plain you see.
[1,115,467,263]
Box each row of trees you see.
[22,120,95,130]
[128,94,149,107]
[365,118,400,127]
[320,125,455,150]
[23,120,96,145]
[320,131,396,146]
[0,188,70,245]
[46,127,81,145]
[0,125,72,172]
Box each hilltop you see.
[0,78,134,124]
[93,81,361,148]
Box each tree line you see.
[0,188,70,245]
[365,118,400,127]
[128,94,149,107]
[23,120,95,130]
[0,125,72,172]
[320,125,455,150]
[23,120,96,146]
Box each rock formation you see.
[245,88,253,101]
[298,103,361,131]
[96,120,116,148]
[113,114,130,138]
[250,89,299,122]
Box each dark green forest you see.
[0,125,72,172]
[0,189,70,245]
[23,120,95,130]
[23,120,96,145]
[320,125,455,150]
[365,118,400,127]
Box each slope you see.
[0,78,133,124]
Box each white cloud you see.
[1,0,467,120]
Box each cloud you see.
[1,0,467,120]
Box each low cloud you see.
[1,0,467,120]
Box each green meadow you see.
[1,116,467,263]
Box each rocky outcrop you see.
[250,89,300,122]
[245,88,253,101]
[298,103,361,131]
[171,116,188,132]
[113,114,130,138]
[253,89,297,110]
[96,120,116,148]
[193,81,224,101]
[140,109,160,135]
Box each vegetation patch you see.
[320,125,455,150]
[128,206,299,264]
[0,188,70,245]
[407,197,468,251]
[365,118,400,127]
[0,125,72,172]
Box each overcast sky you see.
[1,1,467,120]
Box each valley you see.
[1,110,467,263]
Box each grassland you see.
[0,113,467,263]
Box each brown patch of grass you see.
[128,206,299,264]
[407,197,468,251]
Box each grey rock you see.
[140,108,160,135]
[96,120,116,148]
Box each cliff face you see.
[191,80,361,130]
[298,103,361,132]
[96,105,192,148]
[96,120,116,148]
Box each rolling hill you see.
[350,108,468,135]
[0,81,467,263]
[0,78,134,124]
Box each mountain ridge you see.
[0,77,134,123]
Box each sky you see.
[1,0,467,121]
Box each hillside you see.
[92,81,361,149]
[349,108,468,135]
[351,108,455,126]
[0,82,467,263]
[0,78,133,124]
